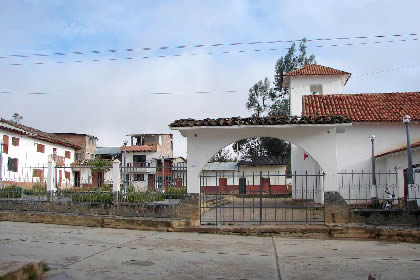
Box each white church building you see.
[285,64,420,202]
[170,64,420,204]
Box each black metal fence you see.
[338,170,420,209]
[200,170,324,225]
[0,188,188,204]
[120,161,187,192]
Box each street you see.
[0,221,419,280]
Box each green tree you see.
[246,78,276,117]
[238,39,316,175]
[11,113,23,124]
[274,38,316,98]
[209,149,236,163]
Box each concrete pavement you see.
[0,221,419,280]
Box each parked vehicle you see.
[382,189,395,210]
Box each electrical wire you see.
[0,32,418,59]
[1,37,419,67]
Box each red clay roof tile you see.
[284,64,351,85]
[375,140,420,158]
[121,145,157,152]
[303,92,420,122]
[284,64,351,76]
[0,118,81,149]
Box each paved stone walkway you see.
[0,221,419,279]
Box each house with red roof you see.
[0,119,81,189]
[284,64,420,201]
[121,133,174,191]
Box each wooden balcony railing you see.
[49,154,65,166]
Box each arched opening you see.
[199,136,325,225]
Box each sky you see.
[1,0,420,157]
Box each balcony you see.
[49,154,65,166]
[125,161,153,173]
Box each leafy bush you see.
[23,182,47,195]
[121,192,164,203]
[126,185,136,193]
[71,190,113,204]
[0,185,22,198]
[99,184,112,192]
[164,186,187,199]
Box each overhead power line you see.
[1,37,419,67]
[0,32,418,59]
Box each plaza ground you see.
[0,222,419,280]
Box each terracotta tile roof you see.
[303,92,420,122]
[170,116,351,128]
[375,140,420,158]
[284,64,351,85]
[0,118,81,149]
[120,145,157,152]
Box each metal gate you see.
[200,170,325,225]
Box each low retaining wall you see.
[350,209,420,226]
[324,191,351,223]
[0,194,199,221]
[324,191,420,226]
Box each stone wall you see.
[324,191,351,223]
[0,194,199,222]
[350,209,420,226]
[324,191,420,226]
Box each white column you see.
[47,160,56,192]
[112,159,121,192]
[396,166,404,199]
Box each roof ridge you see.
[0,118,80,148]
[284,64,351,76]
[304,91,420,98]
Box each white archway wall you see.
[178,125,341,199]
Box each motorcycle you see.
[381,190,395,210]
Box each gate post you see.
[112,159,121,203]
[47,160,56,201]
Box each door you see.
[74,171,80,187]
[239,177,246,194]
[92,171,104,188]
[262,178,270,193]
[58,170,62,188]
[148,174,155,192]
[219,178,227,193]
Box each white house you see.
[285,64,420,202]
[196,157,289,194]
[170,64,420,206]
[121,134,174,191]
[0,119,79,189]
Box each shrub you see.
[23,182,47,195]
[121,192,164,203]
[71,190,113,204]
[100,184,112,192]
[164,186,187,199]
[0,185,22,198]
[126,185,136,193]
